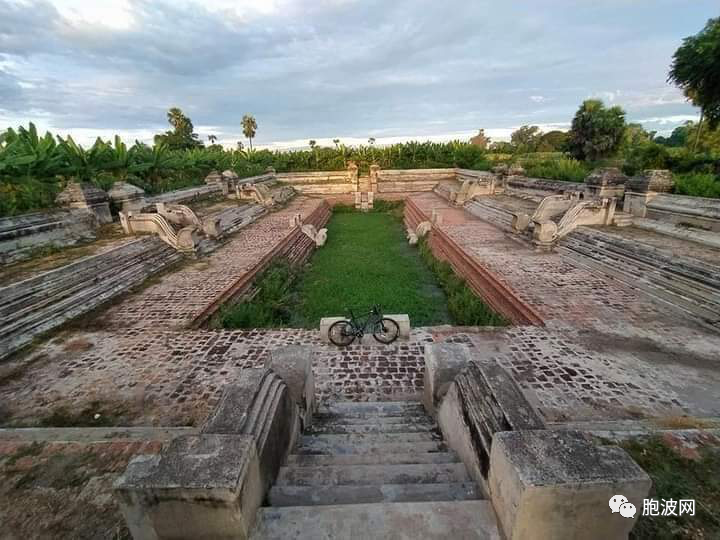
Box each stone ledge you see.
[114,434,262,540]
[489,430,651,540]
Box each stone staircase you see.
[464,200,514,231]
[559,227,720,329]
[612,211,634,227]
[252,401,499,539]
[0,236,182,359]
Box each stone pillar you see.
[55,182,113,224]
[267,345,315,428]
[585,167,628,199]
[369,164,380,193]
[346,161,359,190]
[114,434,263,540]
[489,430,651,540]
[623,169,674,218]
[108,182,146,213]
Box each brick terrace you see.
[2,190,720,538]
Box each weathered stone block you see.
[626,169,674,193]
[202,369,299,493]
[267,345,315,426]
[585,167,627,198]
[437,360,544,490]
[489,430,651,540]
[114,434,262,540]
[55,182,113,224]
[423,343,473,413]
[109,181,146,212]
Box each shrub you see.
[622,142,670,176]
[418,238,507,326]
[218,259,298,328]
[673,173,720,198]
[523,158,589,183]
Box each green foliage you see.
[242,114,258,150]
[673,173,720,198]
[523,157,590,183]
[655,124,690,147]
[510,125,542,153]
[291,210,452,327]
[567,99,627,161]
[218,259,298,328]
[469,129,490,149]
[218,209,458,328]
[669,17,720,128]
[418,238,507,326]
[623,437,720,539]
[153,107,203,150]
[537,130,569,152]
[622,142,670,176]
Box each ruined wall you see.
[275,171,355,195]
[0,209,98,264]
[376,168,454,193]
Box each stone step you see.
[285,452,460,467]
[253,501,498,539]
[294,440,447,456]
[267,483,482,507]
[305,422,437,435]
[311,414,433,425]
[298,432,439,449]
[317,401,426,416]
[277,463,470,487]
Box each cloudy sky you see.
[0,0,716,148]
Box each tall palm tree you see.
[208,134,217,145]
[242,115,257,150]
[167,108,186,131]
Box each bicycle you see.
[328,305,400,346]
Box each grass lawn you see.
[290,210,451,327]
[218,204,507,329]
[623,437,720,539]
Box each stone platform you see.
[1,188,719,538]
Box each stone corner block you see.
[422,343,472,413]
[489,430,651,540]
[267,345,315,422]
[114,433,261,540]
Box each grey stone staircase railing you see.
[0,236,181,359]
[423,343,651,540]
[559,227,720,329]
[115,346,315,540]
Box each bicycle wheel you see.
[328,320,356,347]
[373,318,400,344]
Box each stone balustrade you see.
[114,346,315,540]
[423,343,651,540]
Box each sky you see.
[0,0,716,149]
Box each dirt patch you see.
[0,440,161,539]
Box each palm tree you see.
[167,108,186,131]
[242,115,257,150]
[208,134,217,145]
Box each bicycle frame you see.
[346,306,383,337]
